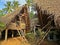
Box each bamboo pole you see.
[0,31,1,45]
[24,29,26,36]
[37,26,53,45]
[5,29,8,40]
[36,19,53,45]
[0,31,1,40]
[12,31,14,38]
[42,19,53,30]
[33,26,36,36]
[17,30,21,37]
[17,16,22,37]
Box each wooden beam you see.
[42,19,53,30]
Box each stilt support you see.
[12,31,14,38]
[5,29,8,40]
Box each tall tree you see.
[2,1,20,14]
[0,10,4,16]
[3,1,12,13]
[26,0,32,7]
[12,1,20,10]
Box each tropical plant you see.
[0,10,4,16]
[2,1,20,14]
[12,1,20,10]
[26,0,33,7]
[0,22,6,30]
[30,11,34,18]
[3,1,12,13]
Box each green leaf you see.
[0,22,6,30]
[30,11,34,18]
[0,10,4,16]
[26,0,32,6]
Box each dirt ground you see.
[0,37,30,45]
[40,40,59,45]
[0,37,59,45]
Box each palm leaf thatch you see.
[7,21,26,30]
[33,0,60,28]
[0,7,22,31]
[0,7,22,24]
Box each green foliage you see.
[3,1,12,13]
[26,33,35,39]
[25,33,35,44]
[2,1,20,14]
[38,29,45,38]
[30,11,34,18]
[0,1,20,30]
[26,0,33,6]
[0,10,4,16]
[12,1,20,9]
[0,22,6,30]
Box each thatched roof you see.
[7,14,26,30]
[7,22,26,30]
[0,7,22,25]
[0,7,26,31]
[33,0,60,15]
[33,0,60,20]
[33,0,60,28]
[30,18,38,27]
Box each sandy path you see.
[0,37,30,45]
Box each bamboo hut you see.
[0,5,30,40]
[32,1,60,45]
[33,0,60,29]
[0,7,24,40]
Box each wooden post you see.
[33,26,36,36]
[0,31,1,40]
[5,29,8,40]
[24,29,26,36]
[12,31,14,38]
[0,31,1,45]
